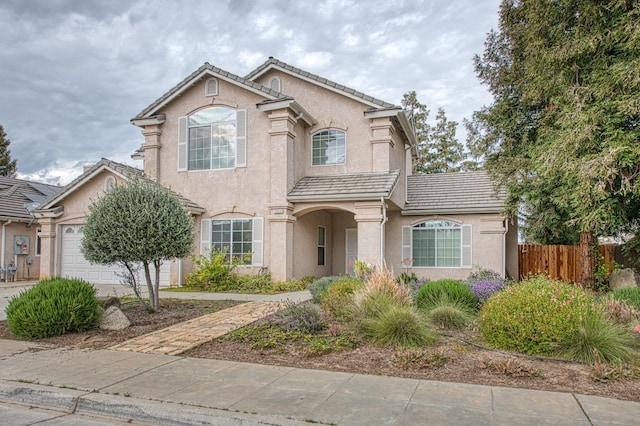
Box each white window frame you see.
[200,217,263,266]
[317,226,326,266]
[311,129,346,166]
[35,227,42,256]
[402,221,472,268]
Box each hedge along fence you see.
[518,244,617,283]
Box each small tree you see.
[81,177,194,311]
[0,124,18,177]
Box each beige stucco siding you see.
[0,221,40,280]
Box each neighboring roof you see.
[36,159,204,214]
[245,57,397,109]
[132,62,287,121]
[288,170,400,202]
[404,171,506,215]
[0,176,60,221]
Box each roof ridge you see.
[245,57,397,109]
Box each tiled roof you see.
[288,171,400,201]
[37,159,204,213]
[132,62,286,120]
[246,57,397,109]
[0,176,60,221]
[404,171,506,215]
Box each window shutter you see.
[461,224,472,268]
[252,217,263,266]
[200,219,211,254]
[178,116,188,171]
[236,109,247,167]
[402,226,412,266]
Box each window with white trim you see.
[35,228,42,256]
[402,220,472,268]
[317,226,326,266]
[178,107,247,171]
[200,217,263,266]
[312,129,346,166]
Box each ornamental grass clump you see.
[320,276,364,320]
[6,277,102,339]
[416,279,479,312]
[611,287,640,311]
[425,295,476,330]
[479,276,597,356]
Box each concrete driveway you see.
[0,281,38,321]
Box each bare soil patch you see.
[1,299,638,402]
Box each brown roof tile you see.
[288,171,400,201]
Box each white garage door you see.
[60,225,169,286]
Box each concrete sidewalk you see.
[1,339,639,425]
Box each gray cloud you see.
[0,0,500,184]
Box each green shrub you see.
[321,277,364,319]
[6,277,102,339]
[416,279,479,312]
[354,268,413,309]
[557,309,636,364]
[271,302,326,334]
[270,277,312,293]
[479,276,598,356]
[236,273,273,293]
[358,305,436,347]
[309,277,336,303]
[185,249,243,291]
[425,295,476,330]
[612,287,640,311]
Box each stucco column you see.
[370,118,394,172]
[266,109,298,280]
[268,204,296,281]
[37,218,56,279]
[354,201,384,268]
[141,125,162,182]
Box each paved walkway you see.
[109,300,285,356]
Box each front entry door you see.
[345,228,358,275]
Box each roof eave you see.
[131,114,166,128]
[288,192,391,202]
[33,206,64,219]
[256,99,317,126]
[401,206,506,216]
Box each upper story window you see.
[205,78,218,96]
[312,129,346,166]
[403,220,472,268]
[268,77,281,92]
[178,107,247,171]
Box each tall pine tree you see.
[0,125,17,177]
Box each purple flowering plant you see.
[465,267,507,302]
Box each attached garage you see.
[60,224,169,286]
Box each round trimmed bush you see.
[416,279,478,312]
[309,276,336,304]
[479,276,598,356]
[6,277,102,339]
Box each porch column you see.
[38,218,56,279]
[268,204,296,282]
[266,109,298,280]
[141,125,162,182]
[354,201,384,268]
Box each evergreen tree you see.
[468,0,640,287]
[0,125,17,177]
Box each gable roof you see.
[36,158,204,214]
[246,57,397,109]
[132,62,288,122]
[288,170,400,202]
[404,171,506,215]
[0,176,60,221]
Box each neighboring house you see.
[0,176,60,281]
[36,57,518,285]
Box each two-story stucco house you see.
[35,58,518,286]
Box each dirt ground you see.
[1,299,638,402]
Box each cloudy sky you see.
[0,0,501,185]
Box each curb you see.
[0,380,311,425]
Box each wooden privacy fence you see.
[518,244,617,282]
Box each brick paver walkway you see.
[108,301,284,356]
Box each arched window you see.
[180,107,246,171]
[268,77,281,92]
[205,78,218,96]
[104,176,116,192]
[404,220,471,268]
[311,129,346,166]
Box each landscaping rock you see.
[609,268,639,290]
[99,306,130,331]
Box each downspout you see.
[502,219,508,278]
[2,220,12,280]
[380,197,388,267]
